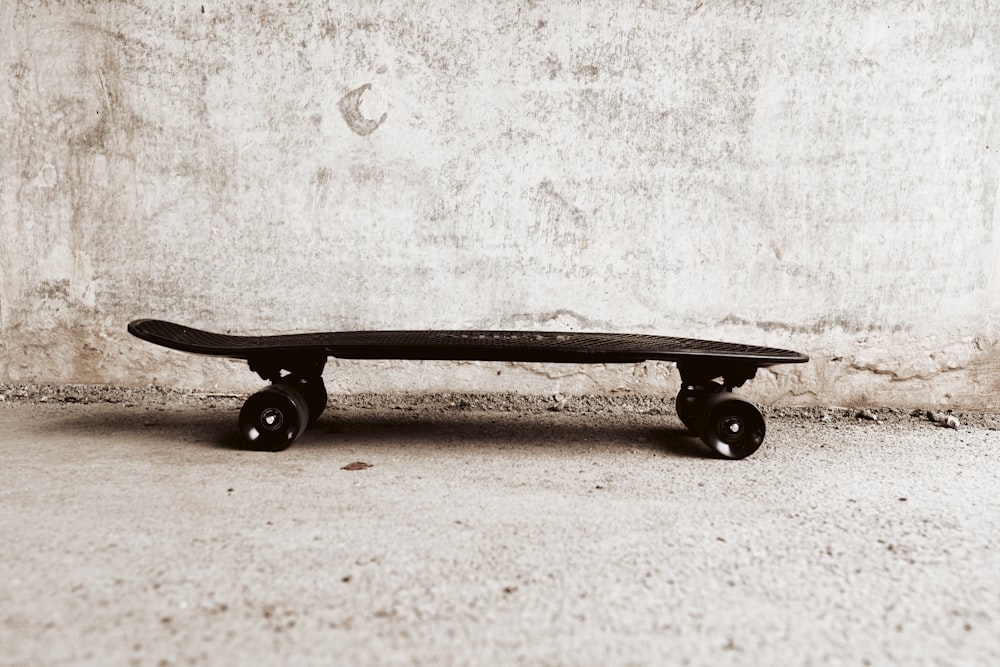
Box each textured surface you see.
[0,398,997,666]
[1,1,999,406]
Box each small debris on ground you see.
[549,394,570,412]
[927,411,960,430]
[856,409,878,421]
[342,461,372,471]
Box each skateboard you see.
[128,319,808,459]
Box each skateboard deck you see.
[128,319,808,459]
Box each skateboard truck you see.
[673,360,766,460]
[243,354,328,450]
[127,319,809,459]
[676,359,757,389]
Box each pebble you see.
[550,394,570,412]
[927,411,960,430]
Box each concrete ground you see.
[0,390,997,666]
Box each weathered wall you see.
[1,1,998,408]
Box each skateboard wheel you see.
[280,377,327,427]
[238,384,309,451]
[696,393,766,460]
[675,381,722,431]
[302,381,328,426]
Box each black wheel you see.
[696,393,766,460]
[238,384,309,452]
[675,381,722,431]
[281,377,327,427]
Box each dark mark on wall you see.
[339,83,387,136]
[310,167,333,208]
[718,315,912,335]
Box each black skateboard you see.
[128,319,808,459]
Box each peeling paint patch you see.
[339,83,387,136]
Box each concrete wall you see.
[2,1,998,408]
